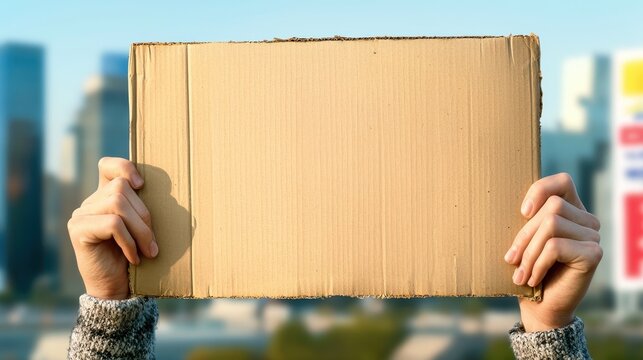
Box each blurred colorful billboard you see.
[613,50,643,290]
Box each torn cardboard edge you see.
[133,33,540,46]
[127,288,542,301]
[129,35,543,301]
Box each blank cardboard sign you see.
[129,36,542,299]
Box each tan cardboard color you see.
[129,36,542,299]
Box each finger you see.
[83,177,152,229]
[98,157,143,190]
[521,173,585,218]
[73,194,157,258]
[526,238,603,287]
[69,214,140,265]
[505,195,600,264]
[513,214,600,286]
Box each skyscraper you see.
[0,43,45,296]
[543,55,611,211]
[560,56,611,137]
[76,53,129,199]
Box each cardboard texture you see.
[129,36,542,299]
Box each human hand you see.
[504,173,602,332]
[67,157,157,300]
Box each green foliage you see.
[483,338,514,360]
[186,347,254,360]
[268,322,318,359]
[267,314,405,360]
[586,336,643,360]
[460,298,485,316]
[29,284,58,307]
[0,290,15,304]
[321,315,405,360]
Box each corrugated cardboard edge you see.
[529,33,543,302]
[128,35,544,301]
[128,44,138,297]
[143,293,537,300]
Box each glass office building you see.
[0,43,45,296]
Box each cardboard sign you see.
[128,36,542,299]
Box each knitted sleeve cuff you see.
[509,316,591,360]
[68,294,158,359]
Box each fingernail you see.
[133,175,144,188]
[527,278,535,287]
[150,241,159,257]
[521,199,533,217]
[513,267,524,285]
[504,247,516,263]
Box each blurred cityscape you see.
[0,39,641,359]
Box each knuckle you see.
[106,214,123,231]
[543,214,560,234]
[588,229,601,243]
[546,195,565,214]
[530,182,545,196]
[530,262,544,279]
[97,157,110,172]
[143,228,154,244]
[558,172,573,186]
[516,227,529,243]
[545,237,562,254]
[125,160,136,173]
[588,242,603,266]
[67,217,81,245]
[140,208,152,224]
[117,157,134,174]
[594,244,604,263]
[108,193,127,213]
[589,213,601,231]
[66,216,77,234]
[522,247,534,263]
[110,177,129,194]
[534,256,547,270]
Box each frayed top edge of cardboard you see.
[131,34,539,47]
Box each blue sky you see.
[1,0,642,172]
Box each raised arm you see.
[67,157,159,359]
[506,173,601,359]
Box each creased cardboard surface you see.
[129,36,542,299]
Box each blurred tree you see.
[461,298,485,316]
[483,338,514,360]
[321,315,404,360]
[587,336,629,360]
[267,321,317,359]
[267,314,404,360]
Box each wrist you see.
[86,286,129,300]
[519,307,574,332]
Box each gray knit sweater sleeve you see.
[509,316,591,359]
[68,294,158,359]
[67,295,590,359]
